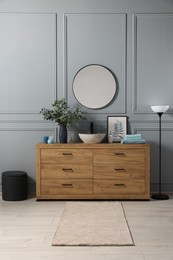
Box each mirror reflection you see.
[73,64,117,109]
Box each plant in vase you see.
[40,98,86,143]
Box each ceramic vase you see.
[59,124,67,143]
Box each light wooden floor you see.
[0,196,173,260]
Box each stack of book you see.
[123,134,146,144]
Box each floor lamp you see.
[151,105,169,200]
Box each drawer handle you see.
[62,168,73,172]
[62,152,73,156]
[114,183,126,187]
[62,183,73,187]
[114,153,126,156]
[114,168,125,172]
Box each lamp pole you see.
[151,112,169,200]
[158,112,162,198]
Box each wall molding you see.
[132,13,173,114]
[0,127,56,133]
[133,127,173,133]
[0,12,57,115]
[63,13,127,114]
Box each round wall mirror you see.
[73,64,117,109]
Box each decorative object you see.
[43,136,49,143]
[52,201,134,246]
[40,98,86,143]
[73,64,117,109]
[47,135,54,144]
[59,124,67,143]
[107,116,127,143]
[151,105,169,200]
[90,122,94,134]
[78,133,106,143]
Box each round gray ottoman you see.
[2,171,28,201]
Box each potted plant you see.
[40,98,86,143]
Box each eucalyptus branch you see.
[40,98,86,126]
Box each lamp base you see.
[151,193,169,200]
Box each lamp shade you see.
[151,105,169,113]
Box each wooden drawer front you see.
[41,163,92,179]
[41,149,92,164]
[41,180,93,195]
[94,180,145,195]
[94,162,145,179]
[94,149,146,163]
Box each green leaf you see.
[40,98,86,125]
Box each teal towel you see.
[123,139,146,144]
[124,134,142,141]
[125,134,142,138]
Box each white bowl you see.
[79,133,106,144]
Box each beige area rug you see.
[52,201,134,246]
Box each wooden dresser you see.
[36,143,150,200]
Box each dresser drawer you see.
[41,180,93,195]
[94,148,146,163]
[41,149,93,164]
[94,179,145,195]
[94,162,145,179]
[41,163,92,179]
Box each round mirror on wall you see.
[73,64,117,109]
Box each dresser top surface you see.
[36,143,150,149]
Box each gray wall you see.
[0,0,173,193]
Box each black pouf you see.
[2,171,28,201]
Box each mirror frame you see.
[72,64,117,109]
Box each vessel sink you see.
[78,133,106,144]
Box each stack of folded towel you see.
[123,134,146,144]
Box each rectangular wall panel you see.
[0,13,57,114]
[64,13,127,113]
[132,14,173,113]
[133,127,173,192]
[0,128,55,192]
